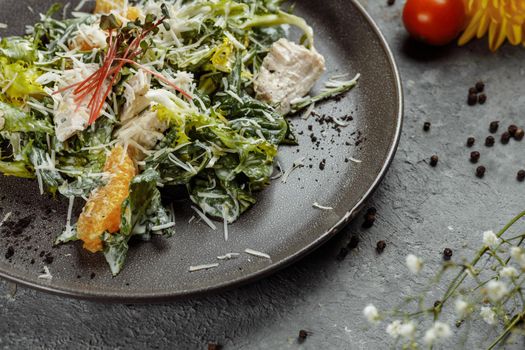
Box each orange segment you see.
[77,145,136,253]
[94,0,124,14]
[95,0,142,20]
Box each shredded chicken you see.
[121,70,151,122]
[51,63,108,142]
[115,109,167,158]
[254,38,325,114]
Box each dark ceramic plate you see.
[0,0,402,301]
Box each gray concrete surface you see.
[2,1,525,349]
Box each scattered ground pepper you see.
[476,166,486,178]
[376,240,386,254]
[501,132,511,144]
[90,272,96,279]
[518,170,525,182]
[489,121,499,133]
[485,136,495,147]
[298,330,309,343]
[443,248,453,261]
[429,155,439,167]
[5,246,14,259]
[470,151,480,163]
[423,122,431,132]
[319,159,326,171]
[466,137,475,147]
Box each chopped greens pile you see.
[0,0,358,275]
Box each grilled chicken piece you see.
[254,38,325,114]
[121,70,151,122]
[115,109,167,159]
[50,64,108,142]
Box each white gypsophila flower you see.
[454,298,470,318]
[423,322,452,345]
[406,254,423,274]
[510,247,525,268]
[499,266,518,278]
[386,320,402,338]
[483,230,500,249]
[485,280,509,302]
[363,304,380,324]
[398,322,416,339]
[480,306,496,325]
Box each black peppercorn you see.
[509,124,518,136]
[470,151,480,163]
[298,330,309,343]
[489,121,499,133]
[468,87,477,95]
[430,155,438,167]
[514,128,524,141]
[367,207,377,215]
[467,93,477,106]
[475,81,485,92]
[362,213,376,229]
[478,94,487,104]
[518,170,525,182]
[423,122,431,131]
[476,166,486,178]
[501,132,511,144]
[376,240,386,254]
[466,137,475,147]
[387,0,395,5]
[443,248,453,261]
[485,136,495,147]
[208,343,222,350]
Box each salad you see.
[0,0,359,275]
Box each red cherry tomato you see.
[403,0,466,46]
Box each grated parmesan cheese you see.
[0,23,7,29]
[301,102,315,120]
[0,212,12,227]
[222,209,229,241]
[244,248,271,259]
[217,253,240,260]
[312,202,333,210]
[38,266,53,280]
[151,222,175,231]
[64,196,75,237]
[281,157,305,184]
[189,263,219,272]
[191,206,217,230]
[347,157,362,163]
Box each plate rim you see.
[0,0,403,302]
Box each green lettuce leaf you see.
[0,101,53,133]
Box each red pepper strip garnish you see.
[51,16,192,126]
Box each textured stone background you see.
[2,1,525,349]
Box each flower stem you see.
[486,310,524,350]
[442,210,525,303]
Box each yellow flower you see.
[459,0,525,51]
